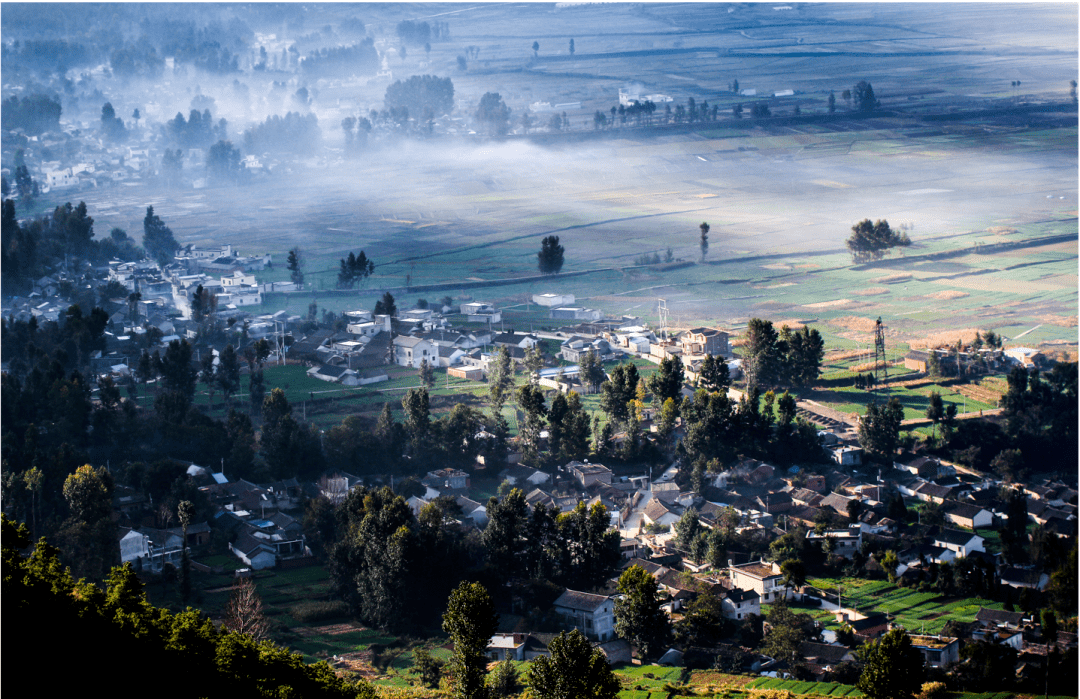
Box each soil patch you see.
[910,328,985,349]
[297,622,368,637]
[926,290,970,300]
[873,272,913,284]
[804,299,852,309]
[854,287,890,296]
[828,316,880,333]
[1037,314,1079,327]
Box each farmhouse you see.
[567,461,613,488]
[680,327,730,357]
[459,302,501,324]
[532,292,575,307]
[908,635,960,668]
[641,498,681,530]
[493,332,539,350]
[393,335,438,368]
[720,586,760,620]
[931,528,985,558]
[806,528,863,559]
[552,589,616,641]
[942,501,993,529]
[728,559,787,603]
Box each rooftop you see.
[553,589,611,612]
[730,561,781,580]
[908,635,957,650]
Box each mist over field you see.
[3,1,1076,342]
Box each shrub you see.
[291,600,349,623]
[916,683,948,699]
[750,690,796,699]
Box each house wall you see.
[721,595,760,620]
[730,566,786,602]
[555,599,616,641]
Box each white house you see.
[552,589,616,641]
[942,501,993,530]
[728,559,788,603]
[393,335,438,368]
[532,292,575,307]
[931,528,985,558]
[806,528,863,559]
[229,537,276,570]
[221,270,257,288]
[720,587,760,620]
[460,302,501,324]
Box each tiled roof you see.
[942,501,987,520]
[724,587,760,603]
[933,528,980,546]
[553,589,611,612]
[644,498,675,521]
[730,561,780,580]
[976,608,1024,627]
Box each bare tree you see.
[223,576,271,641]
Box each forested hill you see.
[1,514,374,698]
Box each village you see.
[4,236,1073,694]
[2,3,1077,696]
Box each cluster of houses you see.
[103,408,1075,676]
[116,463,306,574]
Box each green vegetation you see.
[804,577,1004,635]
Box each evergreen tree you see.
[856,629,926,699]
[599,363,639,425]
[538,235,565,275]
[614,565,671,659]
[287,247,304,287]
[525,630,620,699]
[142,206,179,267]
[374,291,397,317]
[857,397,905,463]
[443,582,499,699]
[648,355,685,404]
[483,488,528,577]
[699,354,730,391]
[487,345,515,415]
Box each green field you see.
[803,577,1004,635]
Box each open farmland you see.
[55,3,1075,361]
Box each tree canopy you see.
[476,92,511,136]
[846,219,910,264]
[443,581,499,699]
[3,515,375,699]
[538,235,565,275]
[614,565,670,659]
[385,75,454,120]
[526,630,620,699]
[857,628,926,699]
[143,205,180,267]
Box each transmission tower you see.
[657,299,670,343]
[873,317,888,382]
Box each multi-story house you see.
[552,589,616,641]
[728,558,787,603]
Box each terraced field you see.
[805,577,1004,635]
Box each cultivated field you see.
[803,577,1005,636]
[54,4,1075,360]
